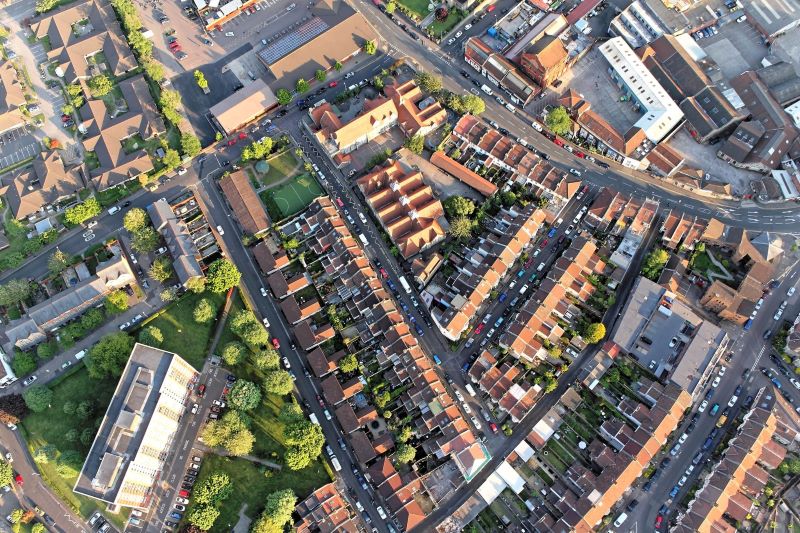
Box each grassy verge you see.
[20,367,130,529]
[427,9,467,38]
[96,180,141,207]
[138,291,225,369]
[396,0,430,18]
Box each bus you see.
[399,276,412,294]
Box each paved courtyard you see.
[700,20,767,80]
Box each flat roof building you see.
[209,79,278,135]
[74,343,198,508]
[599,37,684,143]
[612,276,728,397]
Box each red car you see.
[655,515,664,528]
[171,45,182,53]
[539,239,548,249]
[489,422,498,433]
[227,139,236,146]
[486,4,495,11]
[372,0,381,5]
[272,338,280,349]
[61,114,71,122]
[196,384,206,397]
[474,323,485,335]
[575,151,585,158]
[380,268,388,279]
[336,197,345,207]
[169,41,180,49]
[328,81,338,88]
[179,489,190,498]
[14,474,22,486]
[316,394,325,407]
[238,132,247,140]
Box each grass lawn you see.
[690,251,722,277]
[396,0,430,18]
[194,455,330,533]
[260,151,300,188]
[138,291,226,369]
[95,179,141,207]
[427,10,466,37]
[266,174,324,219]
[21,367,130,529]
[0,211,35,271]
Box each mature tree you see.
[80,427,95,446]
[228,380,262,411]
[194,298,215,323]
[104,289,128,314]
[278,401,304,425]
[450,216,474,239]
[397,425,413,443]
[160,287,178,302]
[65,429,79,442]
[334,61,343,71]
[394,442,416,464]
[162,149,181,172]
[263,370,294,396]
[143,59,164,82]
[131,226,159,253]
[443,196,475,218]
[363,40,377,55]
[66,83,85,109]
[48,249,70,275]
[185,277,206,293]
[326,305,344,332]
[230,310,269,347]
[404,134,424,154]
[7,509,22,524]
[373,76,384,90]
[276,88,293,106]
[149,257,174,282]
[221,342,246,366]
[414,72,442,94]
[194,70,208,90]
[641,248,670,281]
[206,259,241,293]
[187,505,219,530]
[385,1,396,13]
[193,472,233,505]
[0,459,13,487]
[252,349,280,371]
[181,133,201,158]
[11,352,36,378]
[31,524,46,533]
[545,106,571,136]
[283,419,324,470]
[295,79,310,93]
[501,191,517,207]
[64,198,101,225]
[23,385,53,413]
[75,401,93,422]
[139,325,164,346]
[36,0,61,12]
[128,30,152,57]
[123,208,149,233]
[461,93,486,115]
[0,394,28,424]
[374,390,390,409]
[88,75,113,97]
[37,341,56,359]
[160,89,183,125]
[200,411,254,456]
[0,279,33,307]
[86,332,134,379]
[338,353,358,373]
[252,489,297,533]
[582,322,606,344]
[315,69,326,82]
[80,308,104,331]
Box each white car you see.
[157,246,168,254]
[216,225,225,236]
[718,366,726,377]
[455,31,462,38]
[728,395,738,407]
[260,287,267,297]
[282,357,291,369]
[175,497,189,505]
[462,402,472,414]
[698,400,708,413]
[678,475,687,487]
[756,298,764,309]
[176,167,187,175]
[190,403,199,414]
[775,310,784,321]
[454,390,465,402]
[119,321,131,331]
[22,376,37,387]
[669,443,681,456]
[262,317,270,327]
[376,506,387,520]
[791,378,800,390]
[464,23,472,30]
[678,433,688,444]
[711,376,721,388]
[568,168,582,176]
[471,416,482,430]
[225,31,235,36]
[789,287,797,297]
[447,37,455,45]
[4,453,12,463]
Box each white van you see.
[358,233,369,246]
[107,206,120,215]
[531,121,543,132]
[505,103,515,113]
[309,413,320,425]
[464,384,477,397]
[331,457,342,471]
[481,84,493,96]
[613,512,628,527]
[74,349,87,360]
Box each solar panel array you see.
[258,17,329,64]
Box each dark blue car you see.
[170,512,182,520]
[414,324,424,336]
[669,486,680,498]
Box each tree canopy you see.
[338,353,358,373]
[194,70,208,89]
[443,196,475,218]
[394,442,416,464]
[123,208,149,233]
[414,72,442,94]
[641,248,670,281]
[228,380,262,411]
[23,385,53,413]
[251,490,297,533]
[263,370,294,396]
[276,89,292,106]
[48,249,70,275]
[86,332,134,379]
[149,257,174,282]
[181,133,201,157]
[206,259,241,293]
[545,106,571,136]
[64,198,100,225]
[139,325,164,346]
[450,216,474,239]
[404,134,424,154]
[200,411,255,456]
[193,298,215,323]
[0,394,28,424]
[104,290,128,314]
[0,279,33,307]
[88,75,113,98]
[582,322,606,344]
[162,149,181,171]
[194,472,233,505]
[221,341,247,366]
[131,226,159,253]
[363,40,377,55]
[295,79,310,93]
